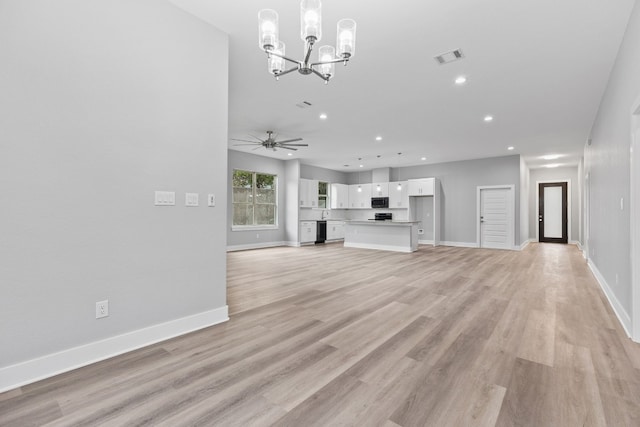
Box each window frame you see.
[231,169,279,231]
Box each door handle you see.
[539,215,543,222]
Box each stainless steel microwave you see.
[371,197,389,208]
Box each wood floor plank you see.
[2,243,640,426]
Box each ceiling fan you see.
[231,131,308,151]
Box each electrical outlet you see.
[208,194,216,207]
[96,300,109,319]
[418,229,424,235]
[256,233,260,239]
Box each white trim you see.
[285,241,301,247]
[231,225,279,232]
[0,306,229,393]
[476,185,516,250]
[442,241,479,248]
[343,242,413,253]
[519,239,532,251]
[419,239,434,245]
[588,260,632,338]
[535,179,572,243]
[631,94,640,342]
[227,241,286,252]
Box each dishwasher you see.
[315,221,327,244]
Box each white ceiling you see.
[170,0,635,171]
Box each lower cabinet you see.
[300,221,317,243]
[327,221,345,240]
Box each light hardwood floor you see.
[2,243,640,426]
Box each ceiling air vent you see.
[296,101,313,109]
[434,49,464,65]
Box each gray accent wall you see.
[586,0,640,318]
[227,150,287,247]
[300,164,348,184]
[0,0,228,367]
[529,166,580,243]
[390,155,522,245]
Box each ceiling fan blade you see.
[278,145,298,151]
[248,134,265,142]
[234,143,263,146]
[231,138,262,144]
[279,143,308,147]
[252,146,263,151]
[275,138,303,144]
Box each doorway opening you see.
[535,180,571,244]
[538,182,568,243]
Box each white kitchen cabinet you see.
[300,221,317,243]
[348,184,371,209]
[326,220,345,240]
[408,177,434,196]
[330,183,349,209]
[299,179,319,208]
[371,182,389,197]
[389,181,409,208]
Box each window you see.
[232,170,277,228]
[318,181,328,208]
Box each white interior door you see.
[479,187,513,249]
[543,186,563,238]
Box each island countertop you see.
[343,220,419,252]
[344,220,419,226]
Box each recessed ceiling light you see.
[319,113,327,120]
[541,154,561,160]
[454,76,467,85]
[359,164,364,168]
[375,136,382,141]
[507,146,515,150]
[421,157,427,161]
[484,115,494,122]
[287,153,293,156]
[545,163,561,168]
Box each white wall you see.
[0,0,229,389]
[586,0,640,329]
[528,166,580,242]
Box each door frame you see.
[476,185,515,250]
[538,182,568,243]
[535,179,571,243]
[631,94,640,342]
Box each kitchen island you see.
[343,220,420,253]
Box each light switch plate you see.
[154,191,175,206]
[208,194,216,207]
[185,193,199,207]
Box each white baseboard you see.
[285,241,300,247]
[518,239,532,251]
[587,260,632,338]
[443,241,480,248]
[344,242,413,253]
[0,306,229,393]
[418,239,434,245]
[227,241,286,252]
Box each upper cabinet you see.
[408,177,435,196]
[349,183,372,209]
[389,181,409,208]
[330,183,349,209]
[299,178,319,208]
[371,182,389,197]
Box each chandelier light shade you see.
[268,41,286,74]
[258,0,356,83]
[258,9,279,51]
[318,45,335,77]
[337,19,356,58]
[300,0,322,42]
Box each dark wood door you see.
[538,182,568,243]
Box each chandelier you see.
[258,0,356,83]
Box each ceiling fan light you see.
[268,41,286,74]
[258,9,279,51]
[318,45,335,77]
[300,0,322,42]
[336,19,356,58]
